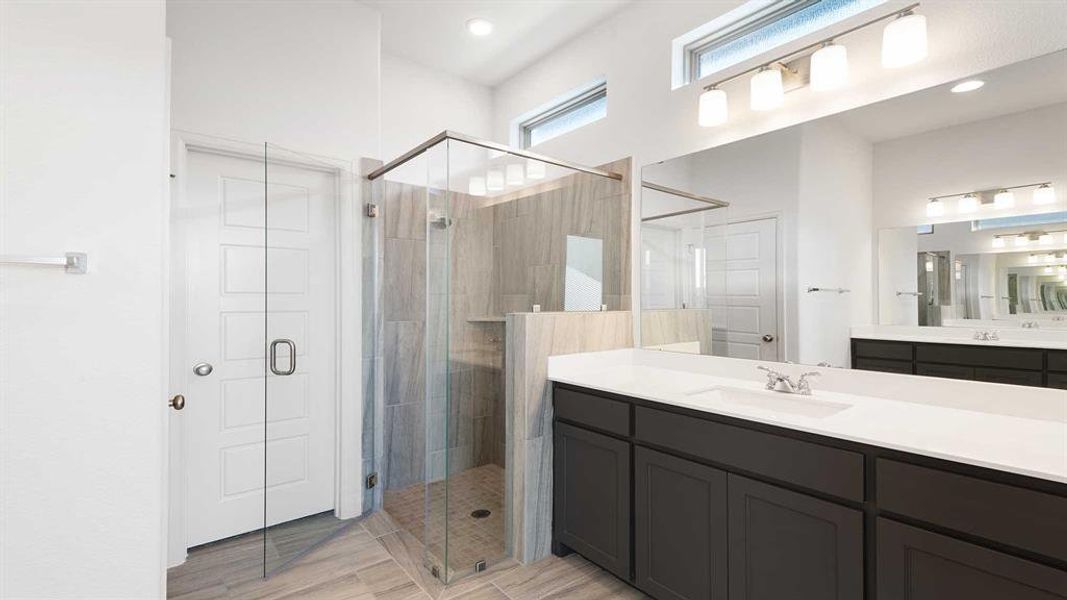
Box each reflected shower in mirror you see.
[639,49,1067,368]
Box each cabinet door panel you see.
[877,518,1067,599]
[635,447,727,600]
[552,422,631,580]
[728,475,863,600]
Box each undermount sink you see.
[684,385,852,418]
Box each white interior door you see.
[719,217,778,360]
[179,147,337,547]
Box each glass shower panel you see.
[262,143,358,574]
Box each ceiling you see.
[833,49,1067,142]
[364,0,631,87]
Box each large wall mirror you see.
[639,49,1067,368]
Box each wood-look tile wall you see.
[640,308,717,354]
[505,311,635,564]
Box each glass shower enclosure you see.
[364,132,626,583]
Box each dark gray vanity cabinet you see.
[851,338,1060,388]
[552,421,631,580]
[727,475,863,600]
[634,447,728,600]
[552,382,1067,600]
[877,519,1067,600]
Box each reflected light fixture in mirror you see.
[1015,234,1030,247]
[750,66,784,111]
[810,42,848,91]
[468,175,487,196]
[486,169,505,191]
[991,236,1006,249]
[994,189,1016,209]
[1034,183,1057,205]
[1039,233,1054,245]
[698,87,728,127]
[957,193,979,213]
[505,163,524,186]
[926,198,945,217]
[882,11,928,68]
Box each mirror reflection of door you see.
[718,217,779,361]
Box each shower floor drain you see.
[470,509,491,519]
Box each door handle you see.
[169,394,186,411]
[762,334,775,343]
[269,338,296,376]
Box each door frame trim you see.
[166,131,362,567]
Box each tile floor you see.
[384,464,508,580]
[168,510,648,600]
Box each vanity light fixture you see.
[525,159,546,180]
[698,87,729,127]
[957,193,979,213]
[925,198,945,217]
[1033,183,1057,205]
[486,169,505,191]
[695,4,924,126]
[1027,254,1039,264]
[991,236,1006,249]
[750,66,784,111]
[1015,235,1030,247]
[1044,266,1054,274]
[505,163,525,187]
[1045,253,1057,263]
[950,80,985,93]
[466,18,493,36]
[994,189,1015,209]
[1039,233,1054,245]
[810,42,848,91]
[468,176,487,196]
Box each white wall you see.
[0,1,169,598]
[381,53,492,162]
[796,119,873,367]
[167,0,381,162]
[874,102,1067,229]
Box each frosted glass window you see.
[690,0,885,83]
[973,211,1067,231]
[564,235,603,311]
[521,83,607,148]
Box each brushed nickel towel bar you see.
[0,252,87,274]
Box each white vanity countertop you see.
[851,324,1067,350]
[547,349,1067,485]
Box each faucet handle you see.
[797,371,820,395]
[757,365,783,390]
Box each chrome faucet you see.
[757,366,820,395]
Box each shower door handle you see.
[269,339,296,376]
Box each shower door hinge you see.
[366,203,379,218]
[366,472,378,489]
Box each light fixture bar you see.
[702,3,920,92]
[928,181,1052,202]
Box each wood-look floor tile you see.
[362,510,403,538]
[377,529,446,599]
[539,569,649,600]
[491,554,599,600]
[442,583,510,600]
[356,558,428,600]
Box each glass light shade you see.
[525,159,546,180]
[882,13,928,68]
[810,43,848,91]
[926,198,945,217]
[1033,184,1056,205]
[1027,254,1038,264]
[486,169,505,191]
[994,189,1015,209]
[1059,266,1067,275]
[1044,266,1054,274]
[1014,235,1029,247]
[1045,253,1056,263]
[957,194,979,213]
[505,164,524,186]
[468,176,487,196]
[991,237,1006,249]
[750,67,784,111]
[1039,233,1054,245]
[698,88,729,127]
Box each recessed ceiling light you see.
[466,18,493,36]
[951,80,985,93]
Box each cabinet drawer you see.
[554,386,630,437]
[877,459,1067,563]
[854,357,913,374]
[1047,372,1067,390]
[1049,351,1067,373]
[973,367,1043,387]
[635,406,864,502]
[853,339,913,361]
[915,343,1043,370]
[877,518,1067,600]
[916,362,974,380]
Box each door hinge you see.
[366,472,378,489]
[366,203,379,218]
